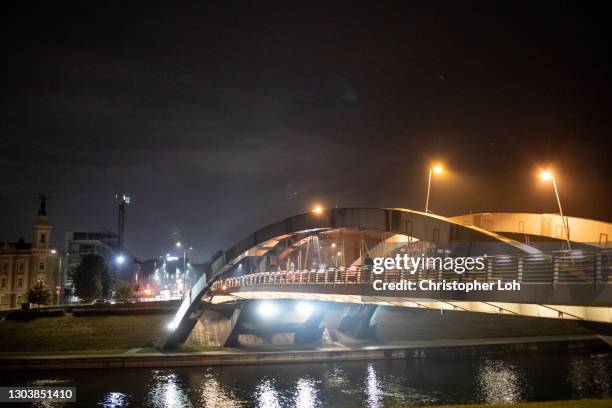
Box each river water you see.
[2,351,611,407]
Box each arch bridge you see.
[158,208,612,349]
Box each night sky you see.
[2,1,611,261]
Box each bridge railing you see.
[210,249,612,292]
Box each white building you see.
[0,198,59,308]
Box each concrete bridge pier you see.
[337,304,378,339]
[187,305,242,347]
[294,308,326,344]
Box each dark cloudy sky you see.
[1,1,611,261]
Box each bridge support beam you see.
[338,304,378,339]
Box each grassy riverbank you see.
[0,313,171,354]
[420,399,612,408]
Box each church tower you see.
[32,195,52,250]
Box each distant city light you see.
[116,255,125,265]
[50,249,57,254]
[257,301,278,319]
[176,242,182,247]
[166,256,179,261]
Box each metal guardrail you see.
[211,249,612,292]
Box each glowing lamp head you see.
[312,205,323,215]
[296,301,314,319]
[116,255,125,265]
[540,170,553,181]
[176,242,182,248]
[432,165,443,174]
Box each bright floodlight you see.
[116,255,125,265]
[176,242,182,247]
[296,301,314,319]
[540,170,553,181]
[312,205,323,215]
[257,301,279,319]
[433,165,443,174]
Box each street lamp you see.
[312,205,323,215]
[175,242,193,294]
[540,170,571,250]
[425,164,443,213]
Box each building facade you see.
[64,231,118,286]
[0,199,59,308]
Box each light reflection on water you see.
[255,380,282,408]
[197,370,242,408]
[567,353,611,398]
[365,363,383,408]
[294,377,319,408]
[476,359,525,404]
[5,351,610,407]
[100,392,128,408]
[147,371,191,408]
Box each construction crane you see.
[115,194,130,249]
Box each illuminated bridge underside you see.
[212,291,612,324]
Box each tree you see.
[26,281,51,307]
[74,254,110,301]
[113,280,137,303]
